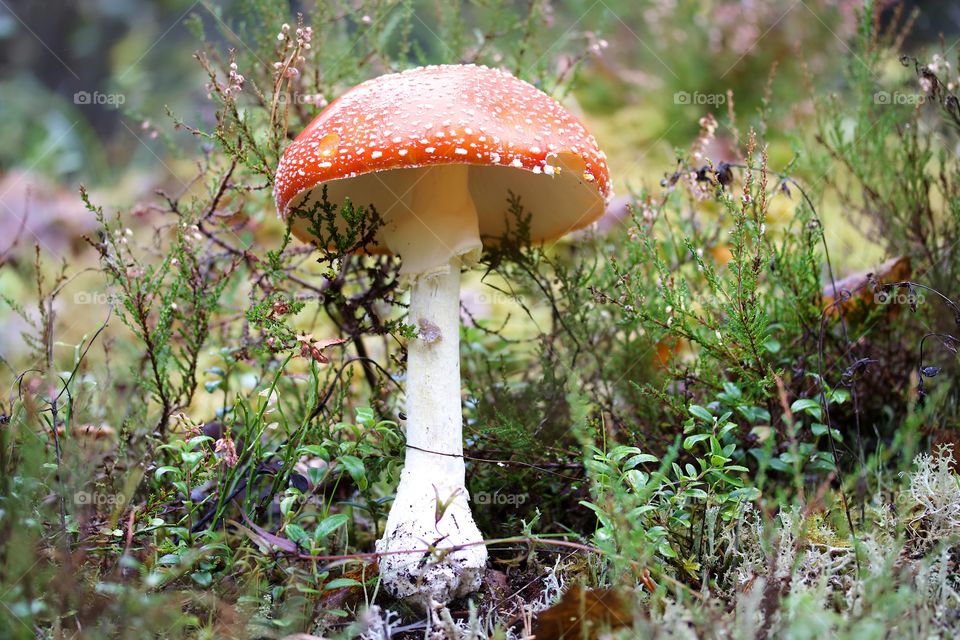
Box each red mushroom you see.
[275,64,610,607]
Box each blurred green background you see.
[2,0,955,189]
[1,0,958,357]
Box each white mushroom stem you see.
[376,257,487,606]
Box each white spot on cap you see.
[371,150,383,158]
[454,147,468,155]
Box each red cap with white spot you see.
[275,64,611,276]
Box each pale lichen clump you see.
[902,445,960,552]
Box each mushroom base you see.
[375,466,487,607]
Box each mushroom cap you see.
[274,64,611,252]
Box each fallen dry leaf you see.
[533,584,633,640]
[822,256,911,316]
[297,335,349,363]
[654,337,685,369]
[315,562,378,624]
[56,423,116,440]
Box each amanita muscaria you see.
[274,64,610,606]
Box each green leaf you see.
[190,571,213,588]
[307,467,326,487]
[337,455,367,490]
[580,501,614,531]
[683,434,710,450]
[155,466,180,480]
[609,445,644,459]
[768,458,790,472]
[624,453,659,469]
[285,524,309,546]
[705,469,743,487]
[811,423,843,441]
[709,436,722,455]
[325,577,362,590]
[314,513,350,541]
[187,435,213,449]
[729,487,761,501]
[300,445,329,460]
[280,495,299,518]
[645,526,668,540]
[722,382,742,399]
[627,505,657,518]
[181,451,204,466]
[829,388,851,404]
[623,469,649,491]
[790,399,822,418]
[689,405,713,422]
